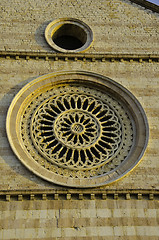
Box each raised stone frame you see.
[6,71,149,188]
[45,18,93,53]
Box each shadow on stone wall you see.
[0,76,63,190]
[35,20,56,53]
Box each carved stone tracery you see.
[20,84,133,179]
[31,92,124,170]
[6,72,149,187]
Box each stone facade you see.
[0,199,159,239]
[0,0,159,239]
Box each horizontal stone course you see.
[0,0,159,54]
[0,0,159,239]
[0,58,158,190]
[0,199,158,240]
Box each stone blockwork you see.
[0,0,159,239]
[0,0,159,54]
[0,199,159,239]
[0,58,158,191]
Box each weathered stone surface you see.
[0,0,159,54]
[0,0,159,239]
[0,200,159,239]
[0,59,158,190]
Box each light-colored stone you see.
[0,0,159,239]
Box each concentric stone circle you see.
[71,122,84,134]
[45,18,93,53]
[31,93,123,170]
[6,71,149,187]
[54,109,100,148]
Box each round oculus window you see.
[45,18,93,53]
[6,71,149,188]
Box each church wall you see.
[0,0,159,54]
[0,0,159,239]
[0,199,159,239]
[0,58,158,191]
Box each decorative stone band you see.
[6,71,149,188]
[0,190,158,201]
[1,51,159,63]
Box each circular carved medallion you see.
[6,71,149,187]
[31,93,123,170]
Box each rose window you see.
[31,94,122,169]
[6,71,149,187]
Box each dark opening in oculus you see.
[52,23,87,50]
